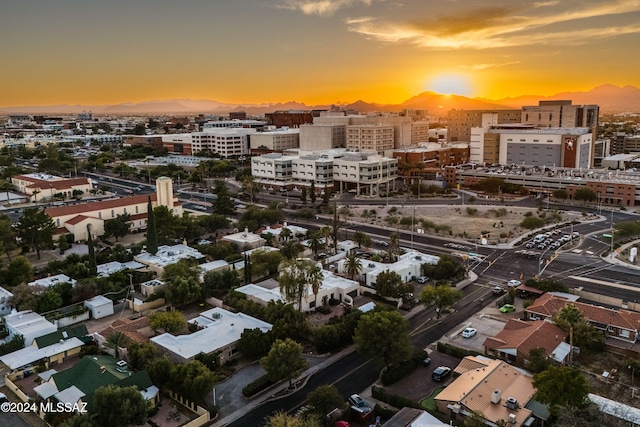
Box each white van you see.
[533,234,546,243]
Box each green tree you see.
[306,385,345,427]
[237,328,273,358]
[3,256,34,286]
[147,356,176,390]
[198,213,230,234]
[310,181,317,205]
[343,253,362,282]
[352,230,371,248]
[554,304,604,357]
[104,214,131,242]
[420,284,463,319]
[149,310,187,334]
[212,180,235,215]
[93,384,148,427]
[0,214,17,262]
[15,208,56,259]
[87,224,97,277]
[146,197,158,254]
[126,342,157,371]
[202,269,239,299]
[532,366,589,414]
[307,233,322,259]
[353,310,413,369]
[58,414,93,427]
[525,346,550,373]
[553,189,568,199]
[331,202,345,254]
[261,338,309,388]
[520,216,546,230]
[249,248,284,279]
[37,288,63,313]
[374,270,405,298]
[574,188,597,203]
[171,360,218,405]
[164,260,202,306]
[301,187,307,204]
[278,259,317,311]
[132,123,146,135]
[280,240,303,260]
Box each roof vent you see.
[491,389,501,404]
[506,397,519,409]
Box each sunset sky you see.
[2,0,640,107]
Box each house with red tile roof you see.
[525,293,640,344]
[44,177,181,241]
[11,173,93,202]
[483,318,568,366]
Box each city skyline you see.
[2,0,640,107]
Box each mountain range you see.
[2,84,639,116]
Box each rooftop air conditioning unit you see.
[506,397,519,409]
[509,413,517,424]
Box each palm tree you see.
[307,232,322,259]
[307,264,323,310]
[388,232,400,259]
[554,304,583,364]
[280,240,301,260]
[319,225,332,252]
[344,253,363,282]
[280,227,292,243]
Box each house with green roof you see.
[1,324,89,373]
[34,355,159,414]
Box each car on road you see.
[507,280,521,287]
[492,286,505,294]
[461,327,477,338]
[422,357,432,367]
[417,276,429,284]
[432,366,452,382]
[500,304,516,313]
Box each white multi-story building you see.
[202,119,266,129]
[251,149,398,195]
[332,152,398,196]
[161,128,255,157]
[470,124,592,168]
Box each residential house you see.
[28,274,77,289]
[483,319,569,366]
[134,244,205,275]
[435,356,543,427]
[0,324,88,372]
[525,293,640,344]
[383,407,449,427]
[4,310,57,347]
[34,355,158,416]
[0,286,13,316]
[151,307,272,364]
[338,249,438,286]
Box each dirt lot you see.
[346,204,571,244]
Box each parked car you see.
[417,276,429,284]
[537,243,546,250]
[348,394,369,409]
[432,366,452,382]
[525,242,535,249]
[422,357,432,367]
[500,304,516,313]
[461,327,477,338]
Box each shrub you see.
[242,374,276,397]
[381,350,428,386]
[373,404,397,420]
[371,386,421,409]
[436,341,480,359]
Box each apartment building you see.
[251,153,295,191]
[332,152,398,196]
